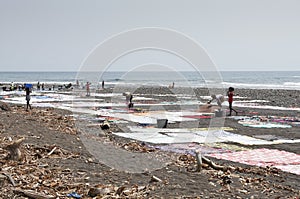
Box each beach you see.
[0,86,300,198]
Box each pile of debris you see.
[16,107,79,135]
[0,136,156,198]
[120,141,156,153]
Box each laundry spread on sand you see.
[152,142,250,155]
[274,164,300,175]
[231,115,300,128]
[239,121,292,128]
[183,115,212,119]
[204,143,250,152]
[235,116,292,128]
[153,143,232,155]
[269,116,300,127]
[114,127,300,145]
[128,126,235,133]
[207,148,300,175]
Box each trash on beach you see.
[0,137,82,197]
[67,192,81,199]
[0,101,11,111]
[121,141,156,153]
[88,184,150,197]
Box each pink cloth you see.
[208,148,300,175]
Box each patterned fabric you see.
[208,148,300,175]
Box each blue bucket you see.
[25,84,33,88]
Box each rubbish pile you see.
[19,107,79,135]
[0,136,154,198]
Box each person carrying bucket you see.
[25,84,32,111]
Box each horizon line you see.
[1,70,300,73]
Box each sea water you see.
[0,71,299,90]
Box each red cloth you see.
[227,91,234,103]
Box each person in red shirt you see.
[227,87,238,116]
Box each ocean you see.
[0,71,300,90]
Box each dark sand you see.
[0,87,299,198]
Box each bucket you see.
[215,110,224,117]
[157,119,168,128]
[25,84,33,89]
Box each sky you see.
[0,0,300,72]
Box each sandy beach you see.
[0,86,299,198]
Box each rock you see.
[100,122,110,130]
[88,187,113,197]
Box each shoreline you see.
[1,85,300,110]
[1,80,300,91]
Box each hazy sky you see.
[0,0,300,72]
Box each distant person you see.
[102,80,105,89]
[227,87,238,116]
[169,82,175,89]
[65,83,72,89]
[123,92,134,108]
[41,83,45,90]
[123,92,132,103]
[128,93,134,108]
[207,94,225,108]
[18,85,22,91]
[10,82,15,91]
[25,87,32,111]
[86,82,91,96]
[37,82,40,90]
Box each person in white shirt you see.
[207,94,225,108]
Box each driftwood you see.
[195,151,203,172]
[0,101,11,111]
[1,172,16,186]
[0,174,7,186]
[150,175,162,183]
[195,152,234,172]
[13,189,56,199]
[47,146,57,156]
[5,137,25,161]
